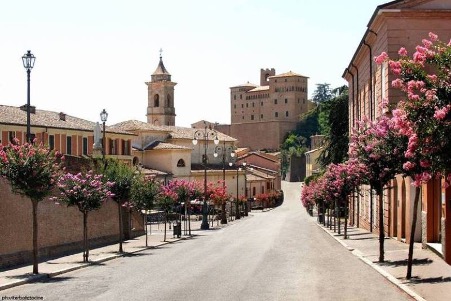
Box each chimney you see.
[59,112,66,121]
[20,104,36,114]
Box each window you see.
[240,94,242,99]
[253,187,256,196]
[275,112,279,118]
[274,99,278,105]
[123,140,130,155]
[234,104,236,109]
[260,114,263,119]
[8,131,15,143]
[252,102,254,107]
[241,104,244,108]
[261,102,263,106]
[251,115,254,120]
[286,111,289,117]
[49,135,55,150]
[177,159,186,167]
[154,94,160,107]
[66,136,72,155]
[82,137,88,155]
[285,99,288,104]
[246,103,248,108]
[166,94,171,107]
[109,139,117,155]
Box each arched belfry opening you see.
[146,49,177,126]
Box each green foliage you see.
[130,175,161,211]
[102,159,137,202]
[317,87,349,168]
[312,83,333,105]
[295,108,320,145]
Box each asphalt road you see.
[3,181,412,301]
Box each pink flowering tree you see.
[130,175,161,246]
[159,183,179,241]
[164,179,203,235]
[375,33,451,278]
[349,107,407,262]
[0,139,63,274]
[321,161,367,237]
[208,180,231,223]
[52,171,114,262]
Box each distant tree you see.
[130,175,161,247]
[280,133,308,179]
[0,140,62,274]
[102,159,137,253]
[312,83,333,105]
[317,86,349,168]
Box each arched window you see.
[166,94,171,107]
[154,94,160,107]
[177,159,185,167]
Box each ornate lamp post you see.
[100,109,108,161]
[214,141,235,224]
[22,50,36,143]
[192,123,219,230]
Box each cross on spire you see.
[159,48,163,59]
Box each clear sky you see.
[0,0,386,128]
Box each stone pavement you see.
[0,217,234,292]
[314,215,451,301]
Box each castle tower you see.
[145,51,177,126]
[260,68,275,86]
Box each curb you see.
[315,220,426,301]
[0,236,188,292]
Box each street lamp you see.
[214,141,235,224]
[100,109,108,161]
[192,122,219,230]
[22,50,36,143]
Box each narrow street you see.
[3,182,412,300]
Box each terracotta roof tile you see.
[269,71,309,78]
[0,105,134,135]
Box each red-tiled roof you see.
[0,105,133,135]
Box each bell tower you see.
[146,50,177,126]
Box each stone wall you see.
[0,179,144,269]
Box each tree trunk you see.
[221,202,227,224]
[164,211,167,242]
[118,201,123,253]
[144,213,148,247]
[83,211,89,262]
[32,199,39,274]
[344,198,348,239]
[407,186,421,279]
[378,193,385,262]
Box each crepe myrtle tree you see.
[157,187,178,242]
[52,171,114,262]
[0,139,63,274]
[130,175,161,246]
[164,179,203,236]
[374,32,451,279]
[349,104,407,262]
[102,159,138,253]
[208,180,231,218]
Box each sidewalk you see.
[314,216,451,301]
[0,217,234,292]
